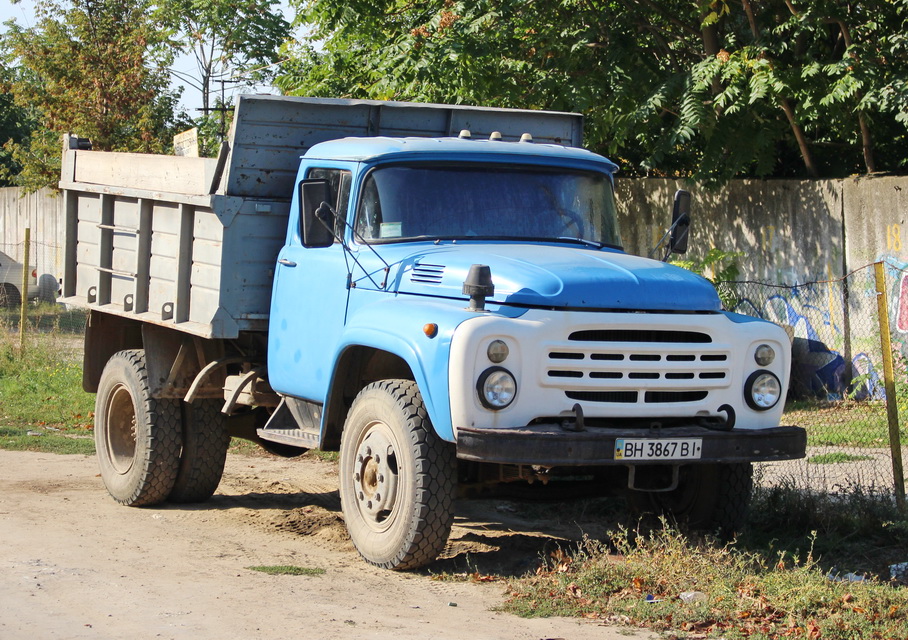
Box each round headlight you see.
[754,344,776,366]
[477,367,517,410]
[745,370,781,411]
[487,339,509,364]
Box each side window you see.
[307,168,352,239]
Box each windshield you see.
[354,164,622,247]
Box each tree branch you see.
[740,0,759,39]
[780,98,819,177]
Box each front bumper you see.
[455,424,806,466]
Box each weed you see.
[305,448,339,463]
[744,479,908,577]
[503,523,908,639]
[246,565,325,576]
[673,248,743,309]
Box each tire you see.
[626,463,753,536]
[339,380,456,570]
[94,350,182,506]
[0,283,21,308]
[168,399,230,503]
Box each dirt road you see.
[0,450,653,640]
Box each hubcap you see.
[353,421,400,530]
[105,383,137,475]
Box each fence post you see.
[19,225,30,349]
[874,261,906,511]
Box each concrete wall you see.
[616,178,846,283]
[0,188,66,292]
[615,175,908,285]
[842,176,908,269]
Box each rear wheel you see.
[94,350,182,506]
[0,283,21,308]
[339,380,456,570]
[626,463,753,536]
[168,400,230,503]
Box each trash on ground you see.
[827,569,866,582]
[679,591,708,604]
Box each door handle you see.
[278,258,297,267]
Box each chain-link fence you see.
[727,263,907,503]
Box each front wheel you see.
[94,350,182,506]
[339,380,456,570]
[626,463,753,537]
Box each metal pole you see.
[874,261,906,511]
[18,226,31,349]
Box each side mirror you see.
[669,189,691,255]
[299,180,335,248]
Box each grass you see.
[0,301,87,334]
[246,565,325,576]
[783,400,906,448]
[0,425,94,455]
[807,452,874,464]
[0,326,95,454]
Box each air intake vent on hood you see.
[410,263,445,285]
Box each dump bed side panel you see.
[219,95,585,199]
[61,185,287,339]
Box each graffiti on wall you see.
[730,266,890,402]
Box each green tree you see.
[0,58,38,187]
[279,0,908,186]
[156,0,291,117]
[3,0,184,191]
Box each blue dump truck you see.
[61,96,806,569]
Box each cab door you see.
[268,167,353,401]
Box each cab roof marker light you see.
[519,133,533,143]
[489,131,502,141]
[458,129,472,139]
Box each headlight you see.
[477,367,516,410]
[487,339,509,363]
[754,344,775,366]
[745,370,781,411]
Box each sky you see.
[0,0,297,113]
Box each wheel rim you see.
[104,383,138,475]
[351,420,402,533]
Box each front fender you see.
[333,296,479,441]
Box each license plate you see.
[615,438,703,461]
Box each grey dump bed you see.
[60,95,584,339]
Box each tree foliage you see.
[0,60,38,187]
[279,0,908,186]
[156,0,291,116]
[2,0,185,191]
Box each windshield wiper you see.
[555,236,605,249]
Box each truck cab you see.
[265,134,803,568]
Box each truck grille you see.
[545,328,729,404]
